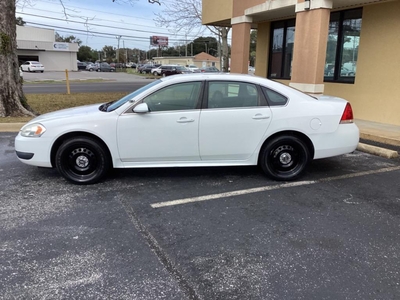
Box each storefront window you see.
[324,9,362,83]
[268,20,295,79]
[268,9,362,83]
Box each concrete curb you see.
[0,123,24,132]
[357,143,398,159]
[360,133,400,147]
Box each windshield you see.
[105,80,161,112]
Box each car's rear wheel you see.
[28,68,31,72]
[260,135,310,181]
[141,70,146,74]
[55,136,110,184]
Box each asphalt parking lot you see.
[1,132,400,299]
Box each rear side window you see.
[208,81,259,108]
[261,87,288,106]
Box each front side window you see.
[143,82,202,112]
[325,8,362,83]
[208,81,259,108]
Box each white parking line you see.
[150,166,400,208]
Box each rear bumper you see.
[312,123,360,159]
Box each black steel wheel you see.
[260,135,310,181]
[55,136,110,184]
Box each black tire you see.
[260,135,310,181]
[55,136,110,184]
[28,68,31,72]
[41,71,44,73]
[153,71,158,76]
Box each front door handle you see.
[177,118,195,123]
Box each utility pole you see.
[116,35,122,65]
[185,35,187,57]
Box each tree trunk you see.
[0,0,35,117]
[220,27,230,72]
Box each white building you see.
[16,26,79,71]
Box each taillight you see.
[340,102,354,124]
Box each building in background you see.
[16,26,79,71]
[202,0,400,126]
[152,52,220,69]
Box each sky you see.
[16,0,215,51]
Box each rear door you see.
[199,81,272,161]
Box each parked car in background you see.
[15,73,359,184]
[151,65,179,76]
[186,64,200,72]
[199,66,219,73]
[20,61,45,73]
[325,66,355,77]
[160,65,191,77]
[77,62,87,70]
[126,62,137,68]
[139,64,161,74]
[86,63,97,71]
[86,63,115,72]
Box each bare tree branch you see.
[154,0,230,70]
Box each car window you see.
[207,81,259,109]
[143,82,202,112]
[107,80,162,112]
[261,87,288,106]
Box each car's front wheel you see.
[55,136,111,184]
[260,135,310,181]
[153,71,158,76]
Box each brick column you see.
[289,0,332,94]
[230,16,252,74]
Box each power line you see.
[18,12,201,39]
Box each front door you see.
[117,81,203,163]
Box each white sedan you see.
[20,61,45,73]
[15,74,359,184]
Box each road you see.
[1,132,400,299]
[23,81,150,94]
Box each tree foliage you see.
[55,32,82,46]
[16,17,25,26]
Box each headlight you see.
[20,123,46,137]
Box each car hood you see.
[27,104,103,124]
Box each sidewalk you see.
[1,119,399,158]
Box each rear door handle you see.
[252,114,270,120]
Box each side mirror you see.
[133,103,150,113]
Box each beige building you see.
[153,52,220,69]
[202,0,400,126]
[17,26,79,71]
